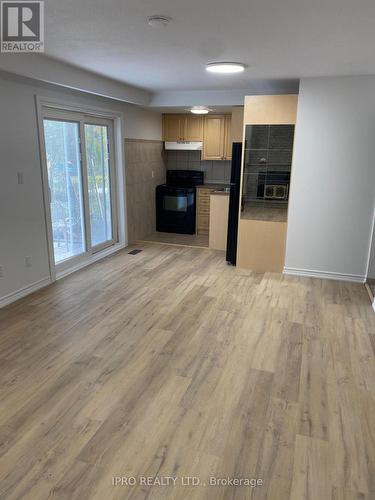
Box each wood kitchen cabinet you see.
[162,114,203,141]
[163,113,233,160]
[237,94,298,273]
[202,115,225,160]
[196,186,214,235]
[163,115,183,141]
[202,114,232,160]
[185,115,203,141]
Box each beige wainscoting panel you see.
[124,139,165,243]
[209,194,229,250]
[244,95,298,125]
[237,219,287,272]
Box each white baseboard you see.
[0,243,126,308]
[283,267,366,283]
[0,277,52,308]
[56,242,126,280]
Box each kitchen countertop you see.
[197,183,230,189]
[241,203,288,223]
[211,190,230,196]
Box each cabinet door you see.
[202,115,225,160]
[185,115,203,141]
[163,115,184,141]
[224,115,232,160]
[196,188,213,235]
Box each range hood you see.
[164,141,202,151]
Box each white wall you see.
[0,54,150,106]
[0,71,161,303]
[285,76,375,281]
[150,84,299,108]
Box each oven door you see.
[163,194,188,212]
[156,186,196,234]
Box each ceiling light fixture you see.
[206,62,246,74]
[147,15,172,27]
[190,106,210,115]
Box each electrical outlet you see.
[151,170,155,179]
[25,257,32,268]
[17,172,24,185]
[0,265,3,278]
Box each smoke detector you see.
[147,15,172,27]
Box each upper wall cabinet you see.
[163,115,184,141]
[163,113,235,160]
[202,115,232,161]
[185,115,204,141]
[162,114,203,141]
[202,115,225,160]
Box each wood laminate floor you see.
[1,243,375,500]
[140,232,209,248]
[366,279,375,301]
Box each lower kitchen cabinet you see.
[196,186,215,235]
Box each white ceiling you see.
[44,0,375,93]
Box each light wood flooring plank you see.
[0,242,374,499]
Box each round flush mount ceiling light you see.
[190,106,210,115]
[206,62,246,74]
[147,15,172,27]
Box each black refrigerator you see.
[226,142,242,265]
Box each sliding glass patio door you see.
[84,122,114,250]
[42,109,117,270]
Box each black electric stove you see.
[156,170,204,234]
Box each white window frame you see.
[35,96,127,281]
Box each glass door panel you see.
[43,119,85,263]
[84,124,113,248]
[241,124,294,223]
